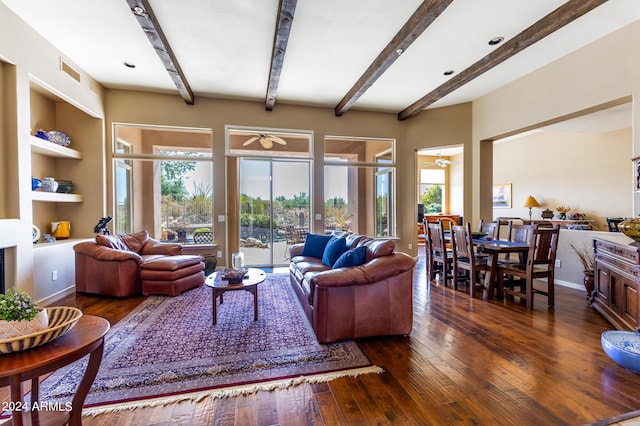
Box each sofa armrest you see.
[289,243,305,258]
[310,252,415,287]
[141,238,183,256]
[74,242,144,265]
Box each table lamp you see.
[522,195,541,220]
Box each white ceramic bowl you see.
[601,330,640,374]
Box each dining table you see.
[474,239,529,300]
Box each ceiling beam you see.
[334,0,454,117]
[265,0,298,111]
[126,0,195,105]
[397,0,608,120]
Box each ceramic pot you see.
[41,177,58,193]
[584,271,595,302]
[51,221,71,239]
[0,310,49,340]
[202,254,217,276]
[618,218,640,242]
[193,231,213,244]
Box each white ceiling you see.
[3,0,640,115]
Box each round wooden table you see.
[0,315,110,426]
[205,268,267,325]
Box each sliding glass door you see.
[239,159,310,267]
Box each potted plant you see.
[570,242,595,301]
[556,205,571,220]
[0,288,49,340]
[193,227,213,244]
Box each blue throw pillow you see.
[332,246,367,269]
[301,233,332,259]
[322,236,347,267]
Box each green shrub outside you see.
[240,213,277,229]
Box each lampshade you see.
[522,195,541,208]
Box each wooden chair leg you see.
[525,278,534,310]
[469,271,476,298]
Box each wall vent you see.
[60,59,81,83]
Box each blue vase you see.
[31,177,42,191]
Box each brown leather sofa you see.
[289,233,416,343]
[74,231,205,297]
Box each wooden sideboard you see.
[592,234,640,330]
[424,214,461,226]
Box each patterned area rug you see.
[35,274,381,415]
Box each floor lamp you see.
[522,195,541,221]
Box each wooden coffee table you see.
[205,268,267,325]
[0,315,110,426]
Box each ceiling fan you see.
[242,133,287,149]
[424,153,460,168]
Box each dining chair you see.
[438,217,457,232]
[499,224,536,265]
[451,223,488,297]
[478,220,498,239]
[427,222,453,286]
[496,225,560,309]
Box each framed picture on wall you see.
[493,183,512,208]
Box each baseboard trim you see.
[555,279,585,292]
[40,285,75,306]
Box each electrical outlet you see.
[217,251,222,258]
[52,270,58,281]
[555,260,561,268]
[408,243,413,250]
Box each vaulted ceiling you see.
[3,0,639,120]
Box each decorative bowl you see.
[41,177,58,193]
[222,268,248,284]
[55,180,74,193]
[0,306,83,354]
[47,131,71,147]
[618,219,640,242]
[471,232,488,239]
[601,330,640,374]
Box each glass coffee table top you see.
[205,267,267,288]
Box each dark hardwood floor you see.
[4,245,640,425]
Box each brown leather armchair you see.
[74,231,204,297]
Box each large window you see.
[419,168,445,214]
[324,136,395,237]
[227,126,313,267]
[113,125,213,243]
[115,141,133,234]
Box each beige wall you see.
[0,3,105,298]
[472,19,640,225]
[493,128,633,230]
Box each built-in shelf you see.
[33,238,90,250]
[32,192,83,203]
[30,135,82,159]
